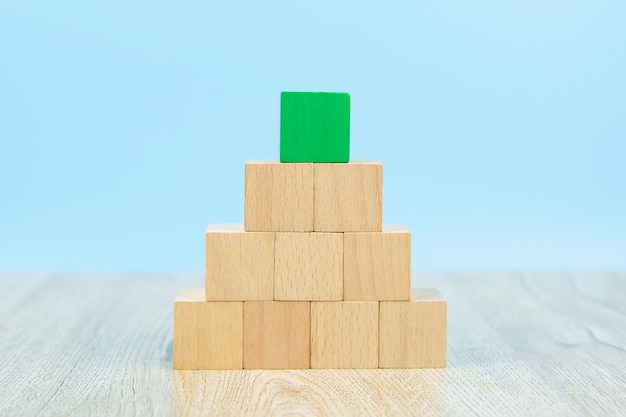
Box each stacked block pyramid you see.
[173,92,447,370]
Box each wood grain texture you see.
[311,301,378,369]
[244,161,314,232]
[344,224,411,301]
[2,272,626,416]
[174,289,243,370]
[314,161,383,232]
[244,301,310,369]
[205,224,274,301]
[274,232,343,301]
[379,288,447,368]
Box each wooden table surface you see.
[1,272,625,416]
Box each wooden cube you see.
[280,92,350,163]
[314,162,382,232]
[206,224,274,301]
[379,289,447,368]
[311,301,378,369]
[244,161,314,232]
[344,225,411,301]
[243,301,310,369]
[274,232,343,301]
[173,289,243,370]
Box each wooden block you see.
[344,225,411,301]
[274,232,343,301]
[314,162,382,232]
[379,289,447,369]
[280,92,350,163]
[173,289,243,370]
[205,224,274,301]
[311,301,378,369]
[243,301,310,369]
[244,161,314,232]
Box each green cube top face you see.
[280,92,350,163]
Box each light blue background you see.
[1,1,625,274]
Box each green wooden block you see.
[280,92,350,163]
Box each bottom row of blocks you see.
[174,288,447,370]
